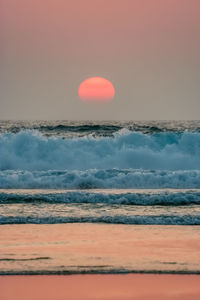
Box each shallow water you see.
[0,224,200,274]
[0,189,200,225]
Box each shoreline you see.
[1,270,200,276]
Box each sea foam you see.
[0,169,199,189]
[0,189,200,205]
[0,130,200,171]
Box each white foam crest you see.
[1,189,200,205]
[0,169,199,189]
[0,130,200,171]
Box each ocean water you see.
[0,120,200,225]
[0,120,200,274]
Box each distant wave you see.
[1,189,200,205]
[1,120,200,137]
[38,124,122,134]
[0,169,199,189]
[1,130,200,171]
[1,214,200,225]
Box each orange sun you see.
[78,77,115,103]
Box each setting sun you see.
[78,77,115,102]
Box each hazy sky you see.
[1,0,200,120]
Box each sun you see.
[78,77,115,103]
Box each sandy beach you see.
[1,224,200,275]
[1,274,200,300]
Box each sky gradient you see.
[1,0,200,120]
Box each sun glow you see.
[78,77,115,103]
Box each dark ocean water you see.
[0,120,200,225]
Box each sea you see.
[0,120,200,275]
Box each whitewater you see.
[1,129,200,172]
[0,120,200,225]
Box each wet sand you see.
[0,224,200,274]
[1,224,200,299]
[1,274,200,300]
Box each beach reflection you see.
[1,274,200,300]
[0,224,200,274]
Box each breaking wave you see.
[0,169,199,189]
[0,189,200,205]
[0,130,200,172]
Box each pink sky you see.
[1,0,200,119]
